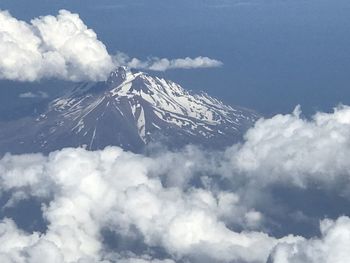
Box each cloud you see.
[0,147,299,263]
[19,91,48,99]
[0,9,114,82]
[2,106,350,262]
[149,104,350,262]
[269,216,350,263]
[114,52,223,71]
[0,10,223,82]
[110,257,176,263]
[228,105,350,191]
[148,56,223,71]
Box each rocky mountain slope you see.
[0,67,259,154]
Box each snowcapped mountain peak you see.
[107,66,128,86]
[0,68,260,153]
[103,67,239,125]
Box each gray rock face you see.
[0,67,259,154]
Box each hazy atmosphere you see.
[0,1,350,263]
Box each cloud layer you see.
[2,105,350,262]
[0,147,297,263]
[0,10,223,82]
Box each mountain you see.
[0,67,259,154]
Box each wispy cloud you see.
[19,91,48,99]
[115,53,223,71]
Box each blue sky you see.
[1,0,350,116]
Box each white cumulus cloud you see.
[229,105,350,191]
[270,216,350,263]
[0,147,299,263]
[0,9,114,82]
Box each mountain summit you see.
[0,67,259,154]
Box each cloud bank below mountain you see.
[2,106,350,262]
[0,147,296,263]
[0,10,222,82]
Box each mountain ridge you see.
[0,67,259,154]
